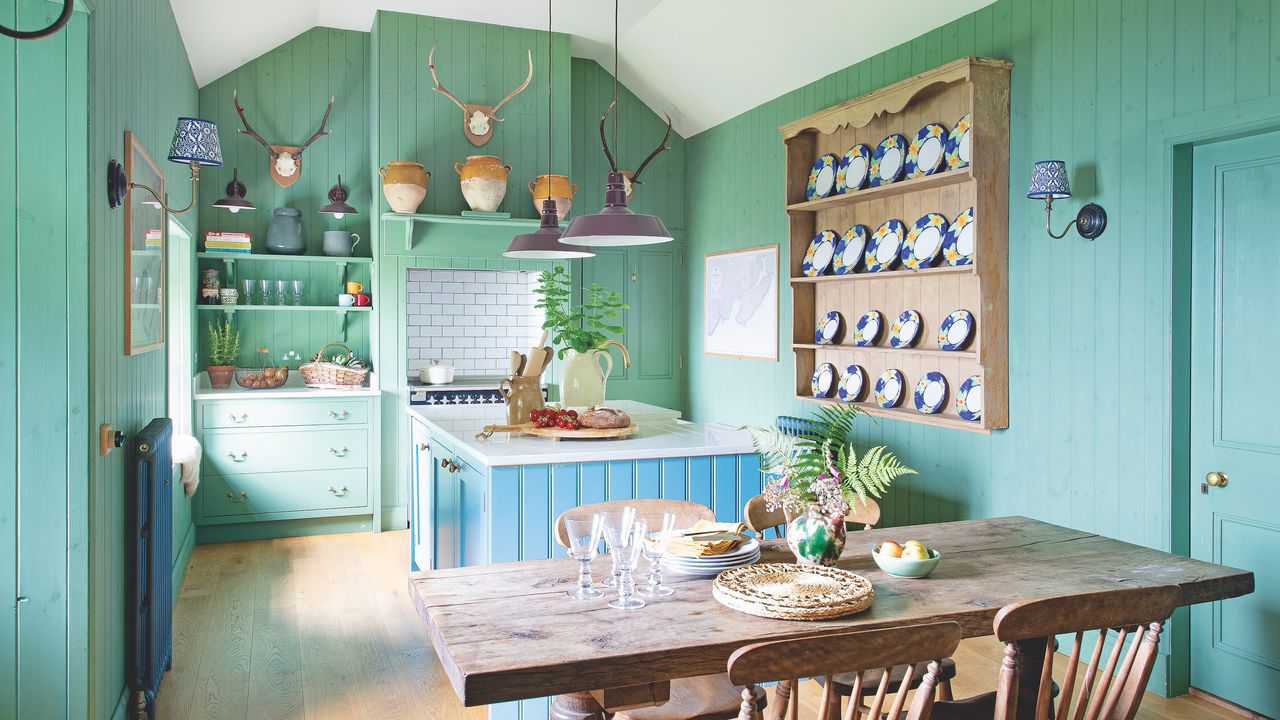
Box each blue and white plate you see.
[901,212,948,270]
[806,154,839,200]
[957,374,983,421]
[836,144,872,194]
[944,114,971,171]
[941,207,976,266]
[864,220,906,272]
[913,372,948,414]
[851,311,882,347]
[874,369,905,408]
[889,310,922,349]
[833,224,869,275]
[811,363,838,398]
[938,310,974,351]
[802,229,839,276]
[837,364,867,402]
[815,311,843,345]
[869,134,908,187]
[905,123,949,178]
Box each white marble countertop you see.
[193,372,380,400]
[406,400,755,467]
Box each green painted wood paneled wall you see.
[86,0,200,716]
[683,0,1280,693]
[1,1,89,716]
[570,57,685,231]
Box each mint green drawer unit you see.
[203,428,368,476]
[201,469,370,522]
[201,399,369,429]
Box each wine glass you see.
[291,280,305,306]
[637,512,676,597]
[599,508,632,589]
[274,280,287,306]
[240,279,255,305]
[258,279,270,305]
[564,513,605,600]
[603,510,647,610]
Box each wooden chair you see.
[727,622,963,720]
[742,495,881,539]
[989,585,1181,720]
[554,499,763,720]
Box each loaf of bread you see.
[578,406,631,429]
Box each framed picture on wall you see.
[703,244,778,361]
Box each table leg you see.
[1012,638,1056,720]
[550,691,606,720]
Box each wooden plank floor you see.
[158,531,1246,720]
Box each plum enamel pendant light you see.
[559,0,674,248]
[504,0,594,259]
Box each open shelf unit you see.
[380,211,562,252]
[780,56,1012,433]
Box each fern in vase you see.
[747,404,917,518]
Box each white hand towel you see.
[171,434,202,497]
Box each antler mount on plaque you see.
[233,90,334,188]
[428,46,534,147]
[600,100,673,195]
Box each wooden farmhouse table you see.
[409,516,1254,720]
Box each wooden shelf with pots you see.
[781,56,1011,433]
[379,212,564,252]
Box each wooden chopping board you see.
[476,422,637,441]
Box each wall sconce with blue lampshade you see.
[1027,160,1107,240]
[107,117,223,214]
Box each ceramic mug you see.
[323,231,361,257]
[354,293,372,307]
[345,281,363,294]
[338,293,356,307]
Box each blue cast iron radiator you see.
[130,418,173,720]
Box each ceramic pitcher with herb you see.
[786,502,846,566]
[560,340,629,409]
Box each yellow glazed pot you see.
[455,155,511,212]
[379,161,431,214]
[528,174,577,221]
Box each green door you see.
[1190,132,1280,717]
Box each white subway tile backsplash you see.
[404,268,545,378]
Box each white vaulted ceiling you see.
[169,0,994,136]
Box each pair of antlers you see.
[428,45,533,119]
[600,100,673,184]
[233,89,333,159]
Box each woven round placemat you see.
[711,563,875,621]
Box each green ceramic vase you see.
[786,503,846,566]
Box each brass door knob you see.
[1206,471,1229,488]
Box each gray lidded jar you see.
[265,207,305,255]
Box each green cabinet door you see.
[1189,132,1280,717]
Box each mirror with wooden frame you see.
[124,131,165,355]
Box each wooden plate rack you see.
[780,56,1012,433]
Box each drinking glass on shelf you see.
[131,277,142,303]
[290,280,305,306]
[240,279,255,305]
[274,280,287,306]
[564,513,605,600]
[258,279,271,306]
[602,508,647,610]
[143,277,156,304]
[599,507,632,589]
[637,512,676,597]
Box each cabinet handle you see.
[447,460,460,473]
[228,413,248,423]
[328,485,350,497]
[227,451,249,462]
[328,446,350,457]
[226,490,248,503]
[440,457,449,469]
[328,409,350,420]
[417,442,430,451]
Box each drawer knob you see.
[227,451,249,462]
[328,485,350,497]
[226,490,248,503]
[328,446,350,458]
[328,409,350,420]
[418,442,430,451]
[228,413,248,423]
[440,457,449,469]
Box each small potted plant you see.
[206,318,241,389]
[748,405,916,565]
[535,266,629,408]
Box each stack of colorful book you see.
[204,231,252,254]
[145,229,163,250]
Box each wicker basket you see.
[299,342,370,389]
[711,563,875,621]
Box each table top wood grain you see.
[408,516,1253,707]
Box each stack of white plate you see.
[662,538,761,578]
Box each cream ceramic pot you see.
[455,155,511,212]
[528,174,577,221]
